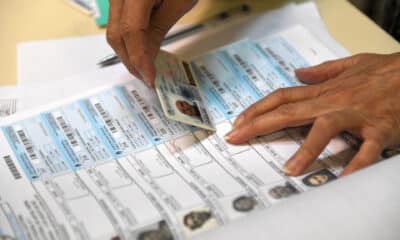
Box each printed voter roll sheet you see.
[0,25,358,240]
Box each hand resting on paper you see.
[105,1,400,177]
[106,0,197,87]
[225,53,400,177]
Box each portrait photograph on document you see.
[232,195,258,212]
[175,98,202,120]
[135,220,173,240]
[170,95,207,124]
[268,182,300,200]
[302,169,337,187]
[180,207,219,237]
[215,194,260,221]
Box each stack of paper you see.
[5,2,398,240]
[3,24,355,240]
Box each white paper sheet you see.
[194,156,400,240]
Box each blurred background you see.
[350,0,400,40]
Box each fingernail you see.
[295,67,311,74]
[224,129,238,142]
[283,157,299,175]
[147,81,155,88]
[339,170,350,178]
[144,79,153,88]
[282,166,292,175]
[233,115,244,127]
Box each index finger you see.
[120,0,157,86]
[233,85,322,128]
[107,0,140,76]
[225,100,330,144]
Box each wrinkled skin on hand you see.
[106,0,197,87]
[225,53,400,177]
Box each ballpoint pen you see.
[97,4,251,67]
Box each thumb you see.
[144,0,197,86]
[149,0,197,50]
[295,54,365,85]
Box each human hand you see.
[106,0,197,87]
[224,53,400,177]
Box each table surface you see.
[1,0,399,86]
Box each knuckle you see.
[119,21,140,38]
[246,103,259,117]
[276,104,296,117]
[298,144,318,160]
[314,116,334,130]
[313,84,325,97]
[248,118,263,133]
[368,139,384,151]
[273,86,304,101]
[119,22,132,37]
[239,110,249,121]
[274,88,289,101]
[326,91,344,102]
[244,97,266,117]
[106,29,120,46]
[248,119,257,131]
[356,154,374,166]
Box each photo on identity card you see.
[155,51,215,131]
